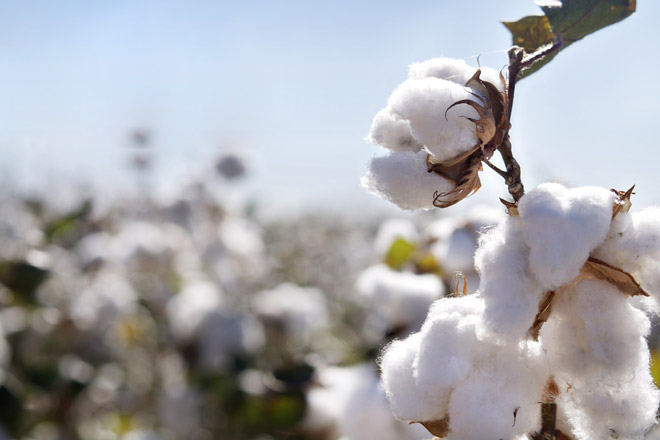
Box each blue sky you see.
[1,0,658,216]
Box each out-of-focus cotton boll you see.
[218,216,264,261]
[474,217,545,341]
[75,231,115,268]
[407,57,504,93]
[387,77,479,162]
[251,283,328,336]
[373,218,419,257]
[166,279,224,340]
[69,269,137,331]
[166,278,263,370]
[357,264,443,334]
[428,207,504,276]
[379,333,446,423]
[518,183,615,290]
[341,364,429,440]
[361,150,454,210]
[306,363,428,440]
[367,109,424,154]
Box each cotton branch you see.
[497,41,563,204]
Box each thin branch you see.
[483,158,508,179]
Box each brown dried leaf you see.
[611,184,635,219]
[432,152,482,208]
[416,415,450,438]
[582,257,649,297]
[527,290,556,341]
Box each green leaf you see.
[539,0,635,45]
[504,0,635,79]
[384,237,417,270]
[503,14,559,78]
[503,15,555,52]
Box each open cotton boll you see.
[357,264,444,332]
[559,367,659,440]
[387,77,480,162]
[474,217,545,340]
[518,183,615,290]
[361,150,453,210]
[594,206,660,303]
[446,345,545,440]
[380,333,448,423]
[408,57,505,93]
[540,279,650,383]
[415,295,491,398]
[367,109,424,153]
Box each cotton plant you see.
[363,2,655,439]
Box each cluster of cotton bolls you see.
[362,57,505,210]
[379,182,660,439]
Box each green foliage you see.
[505,0,635,78]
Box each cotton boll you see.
[541,279,650,383]
[387,78,480,162]
[357,264,443,333]
[518,183,615,290]
[367,109,424,153]
[380,333,448,422]
[474,217,545,340]
[408,57,477,84]
[446,345,545,440]
[557,357,659,440]
[361,150,454,210]
[407,58,504,94]
[594,206,660,302]
[415,295,490,394]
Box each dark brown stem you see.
[498,136,524,202]
[496,41,563,204]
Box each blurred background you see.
[1,0,659,439]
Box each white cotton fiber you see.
[407,58,505,93]
[474,216,545,340]
[367,109,424,153]
[540,279,650,384]
[379,333,448,422]
[361,150,453,210]
[594,206,660,304]
[387,77,479,162]
[415,295,489,393]
[518,183,615,290]
[446,346,545,440]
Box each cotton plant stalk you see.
[361,3,656,439]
